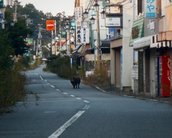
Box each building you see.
[131,0,172,97]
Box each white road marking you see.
[70,95,75,97]
[82,105,90,110]
[76,97,82,100]
[56,89,60,91]
[40,76,43,80]
[83,100,90,104]
[50,85,55,88]
[48,110,85,138]
[95,86,106,93]
[63,92,68,95]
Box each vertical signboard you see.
[46,20,55,31]
[145,0,157,18]
[161,56,171,97]
[81,28,89,44]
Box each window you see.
[137,0,142,15]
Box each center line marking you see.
[70,95,75,97]
[63,92,68,95]
[84,100,90,103]
[76,97,82,100]
[48,110,85,138]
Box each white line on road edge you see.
[50,85,55,88]
[48,110,85,138]
[40,75,43,80]
[95,86,106,93]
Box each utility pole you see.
[37,24,42,57]
[13,0,19,23]
[95,0,101,69]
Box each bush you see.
[0,63,26,112]
[83,62,111,90]
[46,55,73,79]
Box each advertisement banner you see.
[161,56,171,97]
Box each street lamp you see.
[83,9,89,19]
[82,0,102,69]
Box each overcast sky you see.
[20,0,75,16]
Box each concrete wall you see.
[121,2,133,90]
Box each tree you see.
[8,19,32,55]
[4,6,33,55]
[0,30,13,70]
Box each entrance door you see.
[115,48,121,88]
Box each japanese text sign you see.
[145,0,157,18]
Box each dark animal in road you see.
[70,76,81,89]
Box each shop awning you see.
[150,34,172,48]
[133,36,151,50]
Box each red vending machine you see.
[161,56,171,97]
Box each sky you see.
[20,0,75,16]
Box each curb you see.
[94,86,172,105]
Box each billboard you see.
[105,17,122,27]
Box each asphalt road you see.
[0,65,172,138]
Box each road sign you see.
[46,20,55,31]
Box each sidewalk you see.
[95,85,172,105]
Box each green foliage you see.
[4,6,33,56]
[19,3,51,45]
[7,19,32,55]
[0,30,14,71]
[83,63,111,90]
[0,61,26,112]
[29,57,42,69]
[46,55,73,79]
